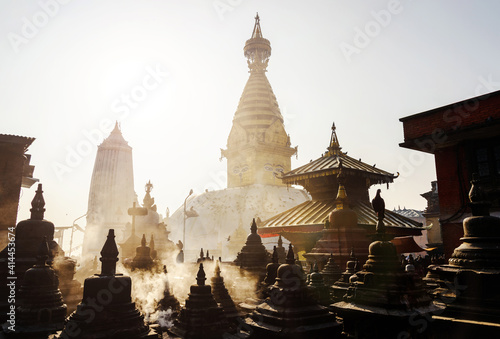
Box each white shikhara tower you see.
[83,123,136,258]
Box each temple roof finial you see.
[30,183,45,220]
[100,229,119,276]
[251,12,263,39]
[325,122,342,157]
[196,263,206,286]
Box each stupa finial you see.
[278,234,283,247]
[100,229,119,276]
[335,163,348,210]
[286,244,295,264]
[272,246,279,264]
[244,13,271,73]
[141,234,146,247]
[196,263,206,286]
[30,183,45,220]
[251,218,257,234]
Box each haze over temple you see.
[2,7,500,339]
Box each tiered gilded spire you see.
[325,122,342,157]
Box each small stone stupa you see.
[426,175,500,335]
[320,253,342,286]
[307,262,331,306]
[331,248,359,302]
[245,244,342,338]
[0,184,78,323]
[276,235,286,264]
[58,229,158,338]
[211,260,239,320]
[262,246,280,288]
[168,263,231,339]
[130,234,155,271]
[234,218,270,280]
[3,237,66,336]
[332,191,441,338]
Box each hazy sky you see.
[2,1,500,234]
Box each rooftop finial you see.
[100,229,119,276]
[251,12,262,39]
[286,244,295,264]
[325,122,342,156]
[30,183,45,220]
[196,263,206,286]
[251,218,257,234]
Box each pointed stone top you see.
[286,244,295,264]
[100,229,119,276]
[30,183,45,220]
[278,234,283,247]
[250,218,257,234]
[196,263,206,286]
[272,246,279,263]
[141,234,146,247]
[150,234,155,250]
[251,13,263,39]
[111,121,122,134]
[36,236,49,266]
[200,248,204,259]
[325,122,342,157]
[214,260,221,277]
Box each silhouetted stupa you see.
[234,219,270,281]
[58,229,158,338]
[245,244,342,338]
[211,261,239,320]
[3,237,66,337]
[168,263,231,339]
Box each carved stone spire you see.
[286,244,295,265]
[100,229,119,276]
[30,183,45,220]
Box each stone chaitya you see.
[0,184,79,323]
[320,253,342,286]
[58,229,158,338]
[168,263,231,339]
[331,248,359,302]
[211,260,239,321]
[2,237,66,337]
[307,262,331,306]
[244,244,342,338]
[130,234,155,271]
[234,218,270,281]
[332,192,441,338]
[426,175,500,336]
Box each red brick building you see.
[400,90,500,258]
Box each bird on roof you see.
[371,189,385,222]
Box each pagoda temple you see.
[259,123,426,265]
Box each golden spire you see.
[244,13,271,73]
[325,122,342,157]
[335,161,348,210]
